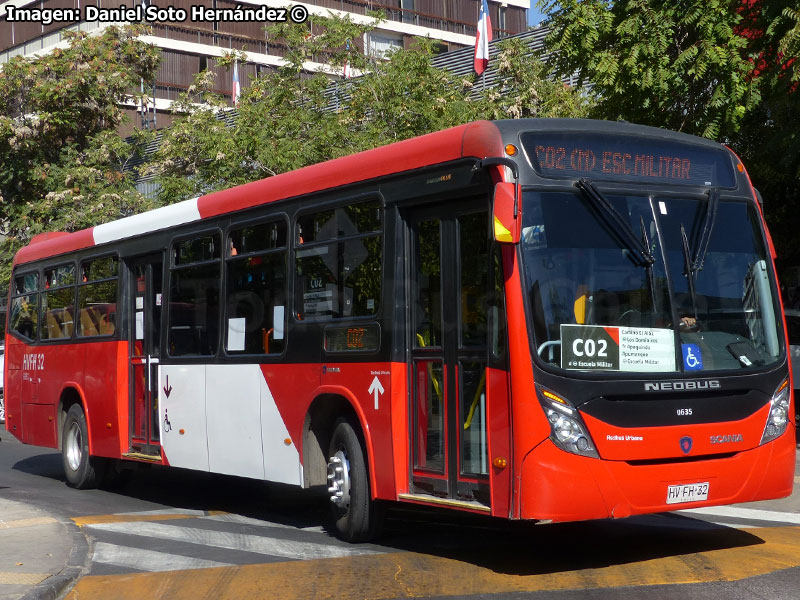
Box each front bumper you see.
[519,426,796,522]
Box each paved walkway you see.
[0,498,87,600]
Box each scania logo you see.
[644,380,721,392]
[679,436,693,454]
[710,434,743,444]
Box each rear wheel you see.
[327,417,382,542]
[0,392,4,424]
[62,404,105,489]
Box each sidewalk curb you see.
[19,514,90,600]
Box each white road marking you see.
[679,506,800,525]
[111,509,210,517]
[84,521,378,560]
[93,542,233,572]
[204,513,325,533]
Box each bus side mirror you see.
[492,182,521,244]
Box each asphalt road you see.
[1,432,799,599]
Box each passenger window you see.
[10,272,39,341]
[226,220,288,354]
[168,233,221,356]
[295,200,382,321]
[77,256,118,337]
[41,265,76,340]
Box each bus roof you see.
[13,120,505,267]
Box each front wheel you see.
[327,417,382,542]
[62,404,105,489]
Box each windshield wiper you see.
[691,187,720,276]
[680,224,699,322]
[640,214,660,315]
[680,187,720,324]
[575,178,655,266]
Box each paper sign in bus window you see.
[561,324,676,372]
[227,318,246,351]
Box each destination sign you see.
[521,132,736,187]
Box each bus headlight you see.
[537,386,599,458]
[760,378,790,445]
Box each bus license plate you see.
[666,482,709,505]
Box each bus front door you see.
[127,255,163,458]
[406,200,494,509]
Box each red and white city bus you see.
[4,119,795,541]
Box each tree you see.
[150,14,592,206]
[0,25,160,281]
[732,1,800,272]
[538,0,760,139]
[476,36,593,121]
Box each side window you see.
[294,200,383,321]
[168,233,221,356]
[41,264,76,340]
[77,256,118,337]
[225,220,288,354]
[10,272,39,341]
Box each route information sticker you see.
[561,324,676,372]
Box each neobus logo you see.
[644,380,721,392]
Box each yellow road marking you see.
[0,517,58,530]
[65,526,800,600]
[0,572,49,585]
[72,511,227,527]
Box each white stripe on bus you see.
[92,196,201,245]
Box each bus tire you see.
[62,404,104,489]
[327,417,382,542]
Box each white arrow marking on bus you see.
[368,376,385,410]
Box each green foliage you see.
[343,36,477,147]
[0,25,160,283]
[149,15,369,201]
[476,36,594,120]
[151,14,591,206]
[734,1,800,272]
[538,0,759,139]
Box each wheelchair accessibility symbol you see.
[682,344,703,371]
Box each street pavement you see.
[0,435,798,599]
[0,497,87,600]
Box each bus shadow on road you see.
[10,454,767,576]
[12,452,65,482]
[374,508,766,576]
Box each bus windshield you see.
[522,189,783,374]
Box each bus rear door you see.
[126,254,163,458]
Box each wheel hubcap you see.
[327,450,351,511]
[66,422,82,472]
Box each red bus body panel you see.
[5,336,127,457]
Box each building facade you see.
[1,0,530,132]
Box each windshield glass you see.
[522,190,782,374]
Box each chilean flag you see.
[474,0,492,75]
[232,60,241,106]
